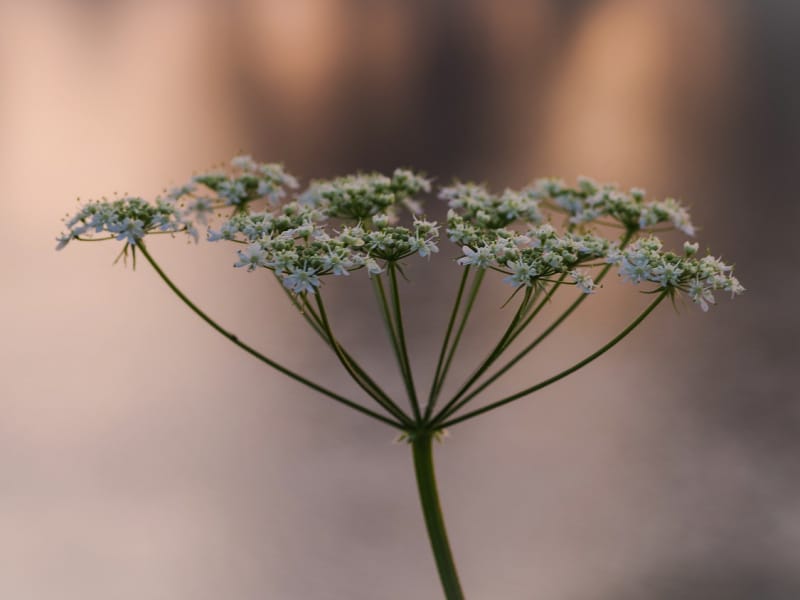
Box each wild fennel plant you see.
[57,156,743,599]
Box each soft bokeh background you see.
[2,1,798,598]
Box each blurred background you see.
[1,1,798,598]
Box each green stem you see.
[439,290,667,428]
[298,295,406,422]
[412,431,464,600]
[137,243,403,429]
[278,275,328,340]
[425,266,471,421]
[388,263,422,423]
[429,267,486,408]
[432,285,531,426]
[506,275,566,346]
[372,274,407,385]
[281,284,395,410]
[314,293,413,426]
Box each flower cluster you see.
[359,215,440,261]
[440,183,543,231]
[457,224,610,293]
[207,202,326,242]
[612,237,744,311]
[57,155,300,249]
[190,156,298,209]
[200,168,437,292]
[302,169,431,220]
[56,196,197,249]
[57,157,743,310]
[530,176,695,235]
[227,214,440,293]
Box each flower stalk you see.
[137,242,404,429]
[411,430,464,600]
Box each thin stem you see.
[314,293,413,426]
[372,274,410,398]
[137,243,403,429]
[278,275,328,340]
[298,295,402,418]
[279,279,409,424]
[424,266,471,421]
[439,291,668,428]
[388,262,422,422]
[432,285,532,426]
[508,275,566,344]
[412,431,464,600]
[433,279,563,425]
[429,267,486,408]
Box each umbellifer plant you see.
[57,156,743,599]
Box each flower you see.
[439,182,543,230]
[234,243,269,271]
[503,260,538,288]
[282,265,321,294]
[529,177,696,235]
[569,270,596,294]
[457,245,493,268]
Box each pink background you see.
[1,2,796,598]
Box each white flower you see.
[234,243,269,271]
[267,250,298,275]
[651,263,683,287]
[322,250,353,276]
[503,260,537,288]
[282,266,321,294]
[111,217,145,245]
[457,245,493,268]
[724,276,745,298]
[208,220,240,241]
[414,238,439,258]
[618,255,647,284]
[218,180,249,205]
[569,269,596,294]
[688,279,715,312]
[366,258,383,276]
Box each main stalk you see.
[411,431,465,599]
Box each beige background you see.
[1,1,797,599]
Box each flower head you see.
[611,236,744,310]
[58,158,741,310]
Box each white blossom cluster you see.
[58,157,743,310]
[440,183,544,230]
[57,156,300,249]
[231,231,372,294]
[224,210,439,293]
[530,176,695,235]
[191,156,298,208]
[56,196,197,249]
[302,169,431,220]
[457,224,611,294]
[207,202,326,242]
[611,237,745,311]
[358,215,440,261]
